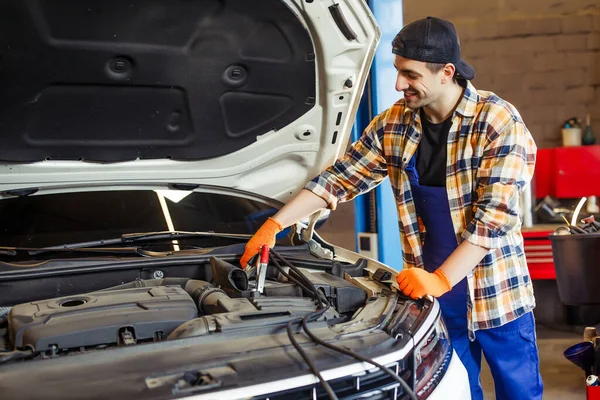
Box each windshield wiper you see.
[5,246,144,257]
[122,231,252,242]
[27,231,252,256]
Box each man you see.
[240,16,543,400]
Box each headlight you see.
[414,316,452,399]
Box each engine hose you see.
[183,280,231,315]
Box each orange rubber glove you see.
[396,268,452,299]
[240,217,283,269]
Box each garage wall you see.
[403,1,600,148]
[317,2,600,249]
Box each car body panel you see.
[0,0,381,204]
[427,352,471,400]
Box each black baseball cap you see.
[392,17,475,80]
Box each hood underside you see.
[1,0,316,162]
[0,0,381,202]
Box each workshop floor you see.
[480,325,584,399]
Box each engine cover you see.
[8,286,197,351]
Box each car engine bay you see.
[0,254,369,363]
[0,244,438,400]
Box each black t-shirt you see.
[416,108,452,187]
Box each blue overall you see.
[406,155,543,400]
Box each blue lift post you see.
[352,0,404,271]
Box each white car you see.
[0,0,470,399]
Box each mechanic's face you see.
[393,55,449,109]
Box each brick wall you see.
[404,1,600,148]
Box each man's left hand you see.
[396,268,452,299]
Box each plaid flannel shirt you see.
[305,81,537,338]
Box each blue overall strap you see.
[407,155,484,399]
[406,154,543,400]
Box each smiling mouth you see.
[404,91,418,97]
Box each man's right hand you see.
[240,217,283,268]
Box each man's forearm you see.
[271,189,328,228]
[439,240,490,286]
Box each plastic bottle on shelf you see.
[583,113,596,145]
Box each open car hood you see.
[0,0,381,203]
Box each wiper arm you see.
[34,238,124,251]
[26,247,143,256]
[27,231,251,256]
[0,245,142,258]
[121,231,252,243]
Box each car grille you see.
[253,359,414,400]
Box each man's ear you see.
[441,63,456,84]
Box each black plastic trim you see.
[329,4,357,41]
[331,258,367,278]
[168,183,200,191]
[4,188,39,197]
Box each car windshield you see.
[0,189,279,248]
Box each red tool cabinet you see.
[523,228,556,280]
[588,385,600,399]
[524,145,600,280]
[535,145,600,199]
